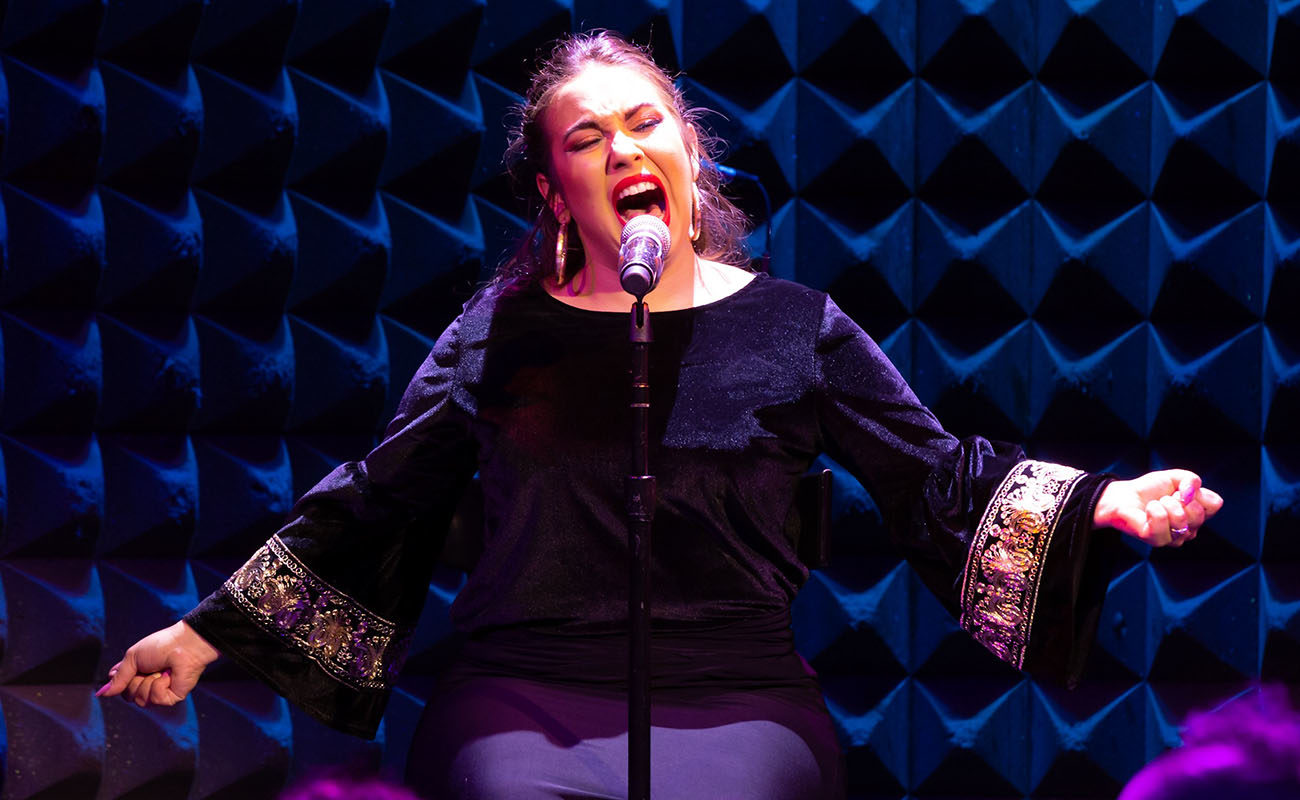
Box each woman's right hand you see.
[97,620,221,707]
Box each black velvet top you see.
[186,274,1116,738]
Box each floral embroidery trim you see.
[959,459,1085,670]
[222,535,409,691]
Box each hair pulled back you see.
[497,30,751,286]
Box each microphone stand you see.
[626,297,654,800]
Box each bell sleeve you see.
[183,314,479,738]
[812,296,1117,686]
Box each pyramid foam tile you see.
[99,695,198,799]
[97,0,204,84]
[1032,201,1149,320]
[377,0,483,99]
[0,560,102,683]
[794,200,914,343]
[1146,563,1259,682]
[919,0,1033,121]
[1263,328,1300,440]
[0,184,105,309]
[1036,2,1152,106]
[285,315,388,433]
[0,55,104,194]
[911,677,1030,795]
[0,312,100,433]
[193,315,294,432]
[1,0,104,75]
[379,194,484,337]
[1028,323,1147,441]
[1260,563,1300,684]
[796,80,914,215]
[0,436,103,558]
[1262,444,1300,560]
[379,69,485,221]
[1028,682,1146,797]
[97,187,202,310]
[97,61,202,206]
[96,313,200,431]
[98,435,198,557]
[1092,563,1151,681]
[285,68,389,214]
[1034,98,1149,229]
[191,435,293,558]
[1154,0,1269,89]
[793,560,912,671]
[1146,325,1262,443]
[0,685,103,798]
[914,201,1034,324]
[192,189,297,317]
[190,681,293,798]
[832,680,909,796]
[679,0,795,111]
[469,0,571,95]
[912,320,1032,441]
[191,0,299,93]
[799,0,914,103]
[1154,81,1268,197]
[286,191,389,337]
[468,72,525,210]
[286,0,391,95]
[192,65,298,214]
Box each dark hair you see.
[496,30,751,286]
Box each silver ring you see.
[1171,526,1191,539]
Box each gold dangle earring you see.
[690,186,702,243]
[554,215,568,283]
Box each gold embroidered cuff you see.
[222,535,409,691]
[958,459,1086,669]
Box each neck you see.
[556,246,701,311]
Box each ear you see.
[536,172,568,223]
[687,124,701,182]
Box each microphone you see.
[618,215,671,299]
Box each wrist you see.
[177,620,221,664]
[1092,479,1123,529]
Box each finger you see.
[135,673,162,708]
[1161,495,1190,532]
[1114,506,1150,538]
[148,673,181,707]
[98,656,135,698]
[1197,488,1225,515]
[1184,500,1207,531]
[1146,499,1171,546]
[124,673,146,704]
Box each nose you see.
[607,129,643,171]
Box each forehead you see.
[546,63,672,126]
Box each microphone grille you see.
[620,214,671,254]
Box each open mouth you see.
[612,173,670,226]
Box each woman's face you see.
[537,62,698,270]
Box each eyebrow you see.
[563,103,656,141]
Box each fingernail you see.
[96,682,110,697]
[1180,484,1196,504]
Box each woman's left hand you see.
[1092,469,1224,547]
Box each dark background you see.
[0,0,1296,797]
